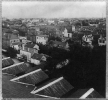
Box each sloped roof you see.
[65,26,72,33]
[10,34,19,40]
[31,53,44,60]
[81,31,93,35]
[69,88,103,98]
[2,63,29,76]
[2,57,14,68]
[11,69,49,86]
[12,42,23,45]
[25,44,36,48]
[31,77,74,98]
[36,35,48,37]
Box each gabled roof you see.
[25,43,37,48]
[65,26,72,33]
[81,31,93,35]
[10,34,19,40]
[31,53,44,60]
[2,57,14,68]
[31,77,74,98]
[12,42,22,45]
[69,88,103,98]
[36,35,48,37]
[2,62,29,76]
[10,69,49,86]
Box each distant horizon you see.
[2,17,106,20]
[2,1,106,19]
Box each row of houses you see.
[82,33,106,47]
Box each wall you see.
[31,58,40,65]
[20,50,31,61]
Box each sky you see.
[2,1,106,19]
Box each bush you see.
[6,47,18,58]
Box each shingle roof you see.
[31,77,74,98]
[11,69,49,86]
[31,53,43,60]
[12,42,22,45]
[2,57,14,68]
[2,63,29,76]
[25,44,36,48]
[10,34,19,40]
[36,35,48,37]
[69,88,103,98]
[65,26,72,33]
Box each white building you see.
[82,34,93,44]
[20,43,39,62]
[36,35,48,45]
[31,53,47,65]
[98,35,106,46]
[9,34,21,50]
[62,28,72,38]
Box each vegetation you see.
[6,47,18,58]
[38,42,106,97]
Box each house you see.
[19,36,27,44]
[36,35,48,45]
[62,26,72,38]
[2,33,22,50]
[71,23,82,32]
[27,28,43,43]
[49,40,69,50]
[82,32,93,46]
[20,43,39,62]
[31,53,47,65]
[9,34,22,50]
[98,34,106,46]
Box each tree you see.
[48,36,61,42]
[6,47,18,58]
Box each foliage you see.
[48,36,61,42]
[38,42,106,96]
[6,47,18,58]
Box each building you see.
[20,43,39,62]
[9,34,22,50]
[36,35,49,45]
[62,26,73,38]
[2,57,14,68]
[2,33,22,50]
[98,34,106,46]
[31,53,47,65]
[19,36,27,44]
[62,28,72,38]
[82,32,94,46]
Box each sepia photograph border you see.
[0,0,107,99]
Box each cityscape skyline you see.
[2,1,106,19]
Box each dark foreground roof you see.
[2,57,14,68]
[2,74,43,98]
